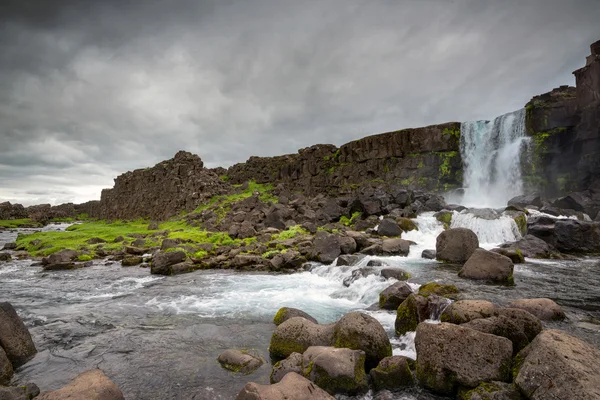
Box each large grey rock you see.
[150,250,187,275]
[301,346,368,395]
[459,248,514,284]
[369,355,415,391]
[441,300,497,324]
[507,298,565,321]
[415,322,512,395]
[498,234,559,259]
[0,383,40,400]
[380,268,411,281]
[335,254,365,266]
[381,238,411,256]
[436,228,479,263]
[508,194,543,208]
[217,349,263,375]
[237,372,334,400]
[270,352,303,383]
[42,249,78,265]
[338,236,357,255]
[458,381,524,400]
[269,317,334,359]
[379,282,414,310]
[554,219,600,253]
[514,330,600,400]
[313,232,341,264]
[0,346,13,385]
[377,219,402,237]
[332,312,392,370]
[0,302,37,367]
[37,369,124,400]
[395,294,442,335]
[273,308,318,326]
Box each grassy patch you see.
[340,212,362,227]
[0,219,42,229]
[271,225,309,241]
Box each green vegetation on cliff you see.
[0,219,42,229]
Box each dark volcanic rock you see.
[436,228,479,263]
[37,369,125,400]
[459,248,514,284]
[379,282,414,310]
[0,302,37,368]
[376,219,402,237]
[150,250,187,275]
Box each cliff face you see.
[227,122,462,196]
[96,151,231,220]
[522,40,600,196]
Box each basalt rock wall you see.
[522,40,600,197]
[227,122,463,197]
[95,151,231,220]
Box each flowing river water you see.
[1,215,600,399]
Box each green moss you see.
[219,174,229,182]
[442,127,460,139]
[262,249,283,259]
[340,212,362,227]
[395,296,419,335]
[436,212,453,229]
[400,176,415,186]
[398,218,418,232]
[271,225,309,241]
[437,151,458,178]
[513,214,527,235]
[0,219,42,229]
[418,282,460,298]
[77,254,92,262]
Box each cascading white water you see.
[450,210,521,247]
[460,109,529,208]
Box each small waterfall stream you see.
[459,109,529,208]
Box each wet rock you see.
[2,242,17,250]
[169,261,197,275]
[498,234,559,259]
[514,330,600,400]
[335,254,364,267]
[342,268,376,287]
[273,308,318,326]
[36,369,125,400]
[312,232,341,264]
[369,355,415,391]
[121,256,143,267]
[418,282,459,299]
[150,250,187,275]
[436,228,479,263]
[0,347,13,385]
[359,244,384,256]
[395,294,428,335]
[415,322,512,395]
[380,268,411,281]
[86,237,106,244]
[490,248,524,264]
[379,282,414,310]
[338,236,357,255]
[0,383,40,400]
[333,312,392,370]
[459,249,514,284]
[554,219,600,253]
[507,298,565,321]
[217,349,264,374]
[160,238,181,250]
[441,300,497,324]
[0,253,11,262]
[376,219,402,237]
[458,381,524,400]
[345,231,372,251]
[269,317,335,359]
[270,352,303,383]
[0,302,37,367]
[381,238,411,256]
[42,249,78,266]
[508,194,543,208]
[237,371,334,400]
[421,249,436,259]
[367,259,384,267]
[462,308,542,355]
[124,246,146,255]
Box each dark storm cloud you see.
[0,0,599,204]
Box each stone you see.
[86,237,106,244]
[312,232,341,264]
[490,248,524,264]
[366,259,383,267]
[273,308,318,326]
[508,194,543,208]
[514,330,600,400]
[124,246,145,255]
[421,249,436,259]
[42,249,78,266]
[459,248,514,284]
[507,298,566,321]
[369,356,415,391]
[380,268,411,281]
[498,234,558,259]
[376,219,402,237]
[0,347,13,385]
[381,238,411,256]
[0,302,37,367]
[335,254,365,267]
[379,282,414,310]
[150,250,187,275]
[236,372,334,400]
[2,242,17,250]
[300,346,368,395]
[0,253,11,262]
[217,349,263,374]
[458,381,524,400]
[417,282,459,299]
[441,300,497,324]
[160,238,181,250]
[270,352,303,383]
[436,228,479,263]
[342,268,376,287]
[338,236,357,255]
[36,369,125,400]
[121,256,143,267]
[168,261,197,275]
[0,383,40,400]
[415,322,512,395]
[554,219,600,253]
[333,312,392,370]
[462,308,543,355]
[395,294,428,335]
[269,317,335,360]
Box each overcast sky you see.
[1,0,599,206]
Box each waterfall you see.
[459,109,528,208]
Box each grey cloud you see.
[0,0,599,205]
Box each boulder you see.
[0,347,13,385]
[87,237,107,244]
[342,268,376,287]
[381,238,411,256]
[418,282,459,299]
[395,294,429,335]
[421,249,436,259]
[554,219,600,253]
[2,242,17,250]
[415,322,512,395]
[508,194,543,208]
[338,236,357,255]
[150,250,187,275]
[312,232,341,264]
[217,349,263,374]
[273,308,318,326]
[514,330,600,400]
[236,372,334,400]
[436,228,479,263]
[124,246,145,255]
[333,312,392,370]
[366,259,384,267]
[121,256,143,267]
[345,231,372,251]
[380,268,411,281]
[0,253,11,262]
[490,248,524,264]
[369,356,415,391]
[498,234,559,259]
[42,249,78,268]
[458,381,524,400]
[507,298,565,321]
[270,352,303,383]
[0,302,37,367]
[379,282,414,310]
[269,317,334,359]
[0,383,40,400]
[376,219,402,237]
[335,254,365,267]
[462,308,543,355]
[160,238,181,250]
[441,300,497,324]
[459,248,514,284]
[36,369,124,400]
[168,261,197,275]
[301,346,368,395]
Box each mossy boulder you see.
[458,381,524,400]
[507,298,565,321]
[369,355,415,391]
[435,211,453,228]
[379,282,414,310]
[380,268,411,281]
[440,300,497,324]
[269,317,335,360]
[217,349,263,375]
[398,218,418,232]
[302,346,368,395]
[395,294,424,335]
[333,312,392,370]
[415,322,513,395]
[273,307,318,326]
[418,282,460,299]
[513,213,528,236]
[121,256,143,267]
[150,250,187,275]
[0,347,13,385]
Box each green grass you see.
[340,212,362,227]
[0,219,42,228]
[271,225,309,241]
